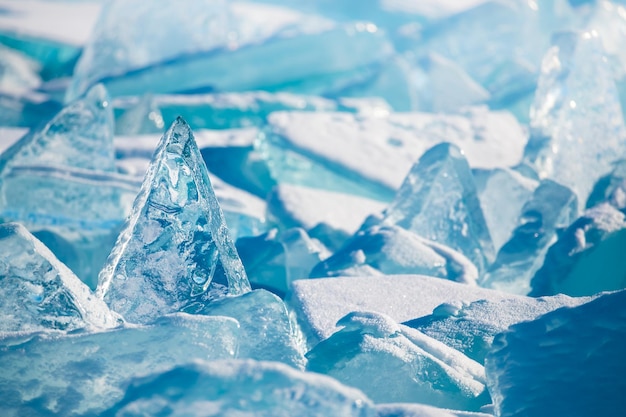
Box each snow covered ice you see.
[1,0,626,416]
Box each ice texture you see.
[237,228,328,295]
[103,359,376,417]
[404,294,592,363]
[384,143,494,273]
[0,44,41,95]
[115,94,165,135]
[474,168,538,251]
[0,84,115,173]
[97,118,250,324]
[287,275,521,347]
[0,222,121,334]
[0,313,239,417]
[530,202,626,296]
[481,180,578,294]
[192,289,306,369]
[306,311,488,410]
[485,289,626,417]
[586,159,626,210]
[266,108,527,200]
[525,30,626,206]
[376,403,493,417]
[311,222,479,285]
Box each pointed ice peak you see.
[97,117,250,324]
[0,222,122,334]
[383,142,494,273]
[526,30,626,206]
[0,83,115,174]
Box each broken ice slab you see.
[485,289,626,417]
[311,222,478,285]
[384,142,494,273]
[307,311,489,410]
[526,31,626,207]
[481,180,578,295]
[530,203,626,297]
[0,84,116,173]
[190,289,306,369]
[586,159,626,210]
[237,228,329,296]
[473,168,538,252]
[267,183,386,236]
[0,223,121,335]
[113,91,339,131]
[265,107,527,201]
[102,359,376,417]
[97,118,251,324]
[0,313,239,417]
[286,275,525,348]
[405,294,592,364]
[68,1,394,99]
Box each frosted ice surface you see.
[376,403,493,417]
[0,223,121,334]
[306,311,488,410]
[474,168,538,251]
[69,1,393,99]
[0,84,115,173]
[526,31,626,206]
[485,290,626,417]
[405,294,592,363]
[311,222,478,285]
[0,313,239,417]
[102,359,376,417]
[267,183,386,235]
[481,180,578,295]
[287,275,522,347]
[384,143,494,273]
[97,118,250,324]
[192,289,306,369]
[266,107,526,200]
[530,203,626,296]
[237,228,328,295]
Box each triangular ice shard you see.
[0,84,115,173]
[525,31,626,206]
[0,223,121,334]
[383,142,494,273]
[97,117,251,323]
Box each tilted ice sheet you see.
[97,118,250,324]
[0,223,121,334]
[0,313,239,417]
[286,274,523,347]
[404,294,592,363]
[526,30,626,207]
[102,359,376,417]
[267,107,527,197]
[530,202,626,296]
[267,183,386,234]
[485,289,626,417]
[307,311,488,411]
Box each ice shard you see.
[530,203,626,296]
[0,223,121,334]
[485,290,626,417]
[404,294,592,364]
[481,180,578,294]
[306,311,489,411]
[383,142,494,273]
[0,313,239,417]
[97,117,251,324]
[192,289,306,369]
[102,359,376,417]
[0,83,115,173]
[525,31,626,206]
